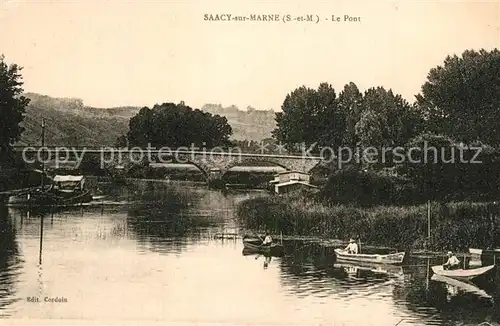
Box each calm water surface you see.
[0,181,499,325]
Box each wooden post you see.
[427,200,431,247]
[280,231,283,245]
[425,258,430,291]
[39,214,44,265]
[40,118,45,189]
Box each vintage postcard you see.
[1,0,499,325]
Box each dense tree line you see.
[417,49,500,146]
[273,48,500,203]
[273,82,422,155]
[0,55,29,162]
[0,55,30,191]
[119,102,232,148]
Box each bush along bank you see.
[236,194,500,252]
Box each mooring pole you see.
[40,118,45,189]
[39,214,44,265]
[425,258,430,291]
[427,200,431,245]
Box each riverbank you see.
[236,193,500,251]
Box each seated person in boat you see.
[443,251,460,270]
[262,231,273,246]
[344,238,358,254]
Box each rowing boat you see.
[242,237,284,256]
[431,264,495,281]
[334,249,405,265]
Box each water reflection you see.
[125,184,241,254]
[0,206,22,317]
[431,274,493,299]
[391,259,499,325]
[243,252,273,269]
[1,182,500,325]
[334,262,405,278]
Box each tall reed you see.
[236,194,500,251]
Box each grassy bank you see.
[236,193,500,251]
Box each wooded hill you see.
[17,93,276,146]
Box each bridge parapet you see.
[15,147,324,186]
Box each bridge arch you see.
[220,158,290,178]
[162,161,210,181]
[142,160,210,181]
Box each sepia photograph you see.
[0,0,500,325]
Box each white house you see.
[270,171,317,194]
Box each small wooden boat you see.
[431,264,495,281]
[334,249,405,265]
[242,236,284,256]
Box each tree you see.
[126,102,232,148]
[355,87,420,149]
[272,83,346,153]
[0,55,29,156]
[339,82,363,147]
[115,134,128,147]
[417,49,500,146]
[398,133,500,202]
[398,133,457,201]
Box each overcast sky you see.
[1,0,498,110]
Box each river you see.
[0,181,499,325]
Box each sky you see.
[1,0,499,110]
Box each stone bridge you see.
[16,147,324,187]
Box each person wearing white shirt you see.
[344,238,358,254]
[443,251,460,270]
[262,231,273,246]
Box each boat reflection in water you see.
[430,274,493,300]
[242,248,273,269]
[333,261,405,279]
